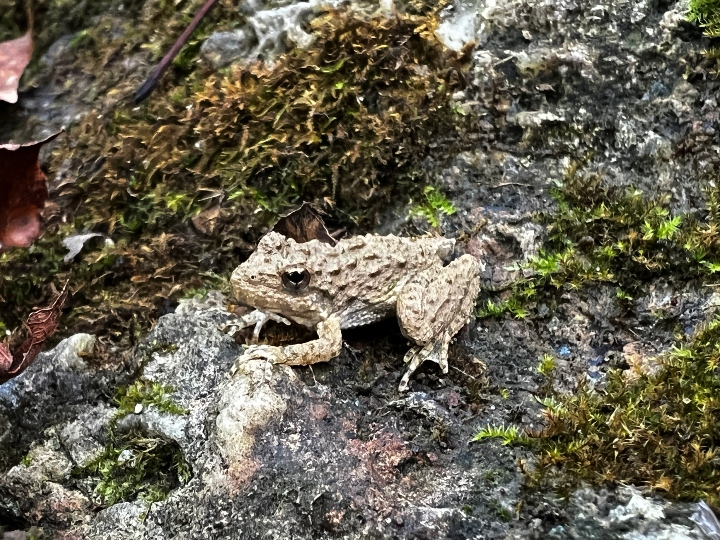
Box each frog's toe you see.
[399,339,450,391]
[242,344,287,364]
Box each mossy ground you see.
[476,167,720,505]
[76,379,188,506]
[478,316,720,504]
[529,319,720,504]
[79,426,190,506]
[0,0,471,346]
[478,165,720,320]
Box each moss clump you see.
[410,186,457,228]
[81,427,190,506]
[688,0,720,37]
[509,318,720,504]
[0,6,474,346]
[79,379,188,506]
[478,170,720,319]
[114,379,187,417]
[106,9,470,222]
[538,174,719,288]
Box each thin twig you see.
[134,0,220,103]
[451,365,476,380]
[491,182,532,189]
[493,54,517,67]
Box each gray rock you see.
[435,0,482,51]
[88,501,149,540]
[0,432,90,526]
[215,355,296,479]
[530,486,706,540]
[59,406,114,467]
[200,29,255,69]
[200,0,342,69]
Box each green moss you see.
[536,354,556,376]
[537,174,719,288]
[81,427,190,506]
[78,378,188,506]
[115,380,187,417]
[477,298,529,320]
[473,425,528,446]
[475,319,720,504]
[410,186,457,228]
[688,0,720,37]
[537,318,720,503]
[0,6,474,348]
[21,452,33,467]
[479,169,720,321]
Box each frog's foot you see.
[229,344,287,377]
[399,338,450,392]
[221,310,291,342]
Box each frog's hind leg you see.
[399,338,450,392]
[396,254,480,391]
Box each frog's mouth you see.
[235,289,329,330]
[245,304,324,330]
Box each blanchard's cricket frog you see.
[230,231,480,391]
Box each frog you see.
[229,231,480,391]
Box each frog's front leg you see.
[242,314,343,367]
[221,309,291,342]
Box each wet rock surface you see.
[1,0,719,538]
[0,297,711,538]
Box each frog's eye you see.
[281,268,310,291]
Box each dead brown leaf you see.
[0,30,32,104]
[272,202,336,245]
[191,205,221,235]
[0,132,62,251]
[0,283,69,384]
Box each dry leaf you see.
[191,206,221,235]
[0,30,33,104]
[0,283,69,384]
[272,202,336,245]
[0,132,62,252]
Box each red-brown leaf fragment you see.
[0,283,69,384]
[0,344,12,372]
[0,30,32,104]
[272,202,336,245]
[0,132,62,252]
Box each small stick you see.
[134,0,220,104]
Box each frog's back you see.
[315,234,455,328]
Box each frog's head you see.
[230,232,333,328]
